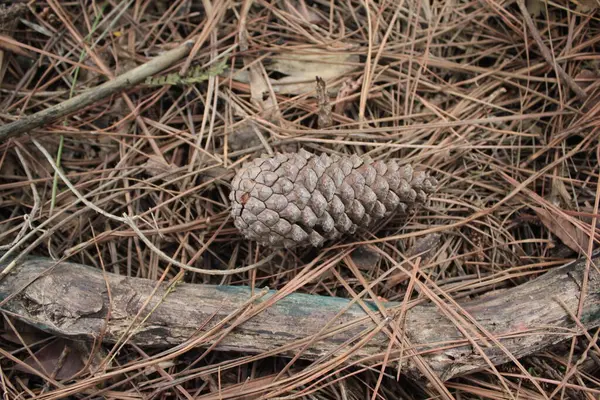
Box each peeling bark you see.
[0,255,599,381]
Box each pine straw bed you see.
[1,0,600,398]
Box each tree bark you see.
[0,255,599,381]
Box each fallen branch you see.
[0,254,599,381]
[0,40,194,142]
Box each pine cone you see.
[230,150,437,248]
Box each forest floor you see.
[1,1,600,399]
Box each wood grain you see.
[0,255,599,381]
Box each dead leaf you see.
[406,233,442,258]
[1,320,49,345]
[143,155,182,179]
[78,50,109,87]
[532,206,590,253]
[267,50,358,95]
[232,48,358,96]
[550,174,572,206]
[526,0,545,17]
[0,152,18,177]
[16,338,85,380]
[229,120,263,151]
[350,246,381,271]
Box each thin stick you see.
[0,40,195,141]
[516,0,587,101]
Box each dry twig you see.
[0,40,195,141]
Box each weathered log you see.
[0,255,599,381]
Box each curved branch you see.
[0,255,599,381]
